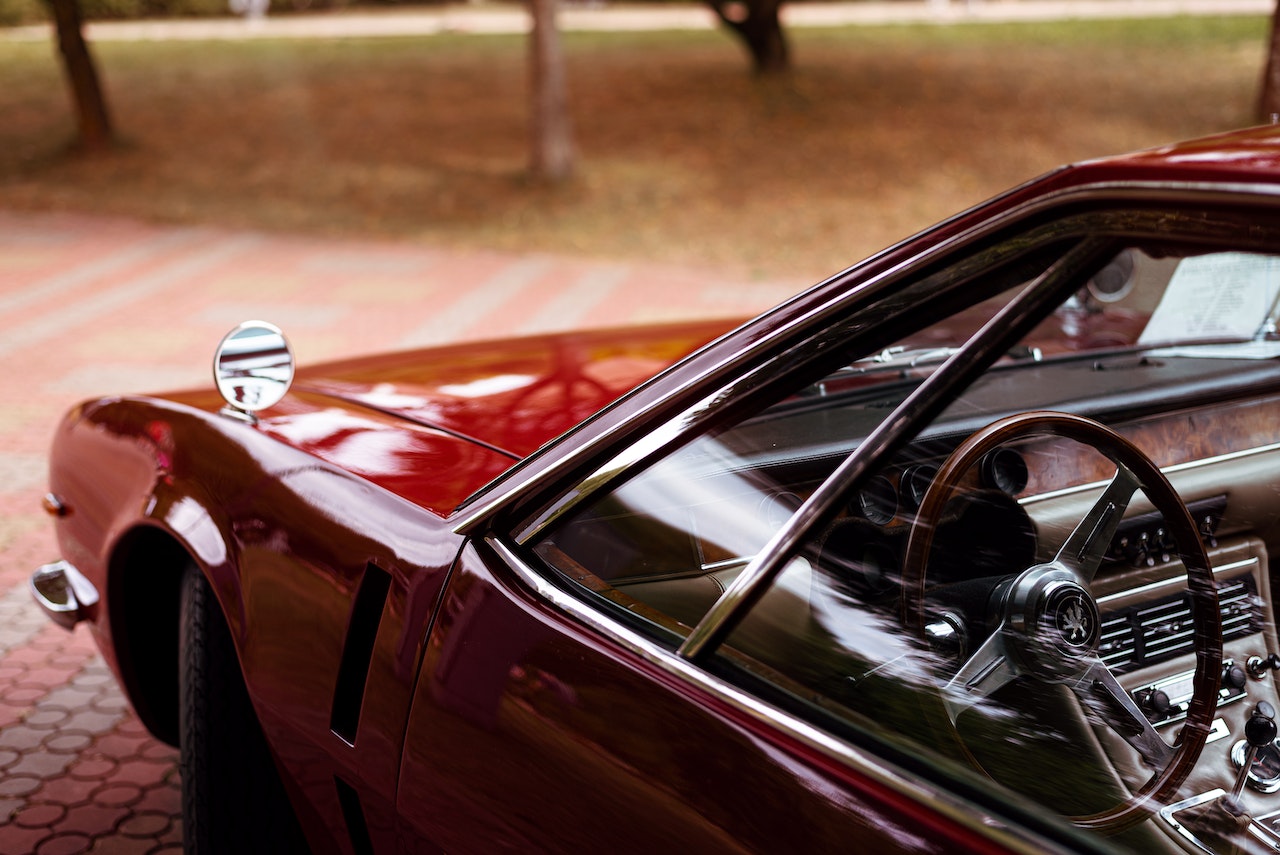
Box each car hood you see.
[164,320,735,516]
[288,320,735,457]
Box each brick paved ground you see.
[0,208,802,852]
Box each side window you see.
[533,238,1066,634]
[537,433,812,628]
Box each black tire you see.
[179,568,311,854]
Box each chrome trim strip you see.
[700,556,752,574]
[1159,789,1227,855]
[29,560,99,631]
[516,390,718,543]
[1023,442,1280,507]
[488,536,1082,855]
[1096,558,1258,607]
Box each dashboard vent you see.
[1100,576,1258,675]
[1099,615,1138,671]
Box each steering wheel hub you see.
[1045,581,1100,653]
[1002,570,1102,675]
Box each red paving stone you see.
[0,208,798,851]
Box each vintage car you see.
[32,125,1280,854]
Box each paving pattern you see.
[0,208,801,852]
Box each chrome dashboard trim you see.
[487,535,1086,855]
[1159,789,1226,855]
[1096,557,1259,607]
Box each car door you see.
[393,218,1120,855]
[396,535,1047,854]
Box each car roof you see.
[1046,124,1280,190]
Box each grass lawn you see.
[0,15,1269,280]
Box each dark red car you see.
[33,126,1280,854]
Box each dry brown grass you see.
[0,16,1268,280]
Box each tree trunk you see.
[529,0,574,183]
[740,4,789,74]
[1260,0,1280,122]
[709,0,790,75]
[46,0,114,152]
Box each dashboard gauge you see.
[901,464,938,509]
[821,519,899,598]
[980,447,1029,496]
[759,491,803,530]
[1086,248,1136,304]
[927,490,1037,585]
[854,476,898,526]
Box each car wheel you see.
[179,568,310,854]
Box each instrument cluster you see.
[817,443,1039,600]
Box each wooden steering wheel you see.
[901,411,1222,831]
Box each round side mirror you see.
[213,321,295,423]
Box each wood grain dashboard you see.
[1013,394,1280,499]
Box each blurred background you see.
[4,0,1275,283]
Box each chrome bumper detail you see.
[29,561,99,630]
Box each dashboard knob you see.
[1140,688,1172,718]
[1246,702,1278,748]
[1224,663,1249,692]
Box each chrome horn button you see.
[1041,581,1101,656]
[1002,569,1102,677]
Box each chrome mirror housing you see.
[213,321,295,424]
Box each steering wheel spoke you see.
[942,628,1021,725]
[1071,657,1175,769]
[1053,465,1141,584]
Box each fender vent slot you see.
[331,563,392,745]
[335,776,375,855]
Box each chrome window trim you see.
[515,389,719,544]
[1022,442,1280,507]
[486,535,1086,855]
[452,179,1280,537]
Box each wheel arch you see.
[106,525,201,747]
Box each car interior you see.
[531,224,1280,853]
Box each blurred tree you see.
[529,0,574,182]
[45,0,114,151]
[1261,0,1280,120]
[707,0,788,74]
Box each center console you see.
[1097,536,1280,853]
